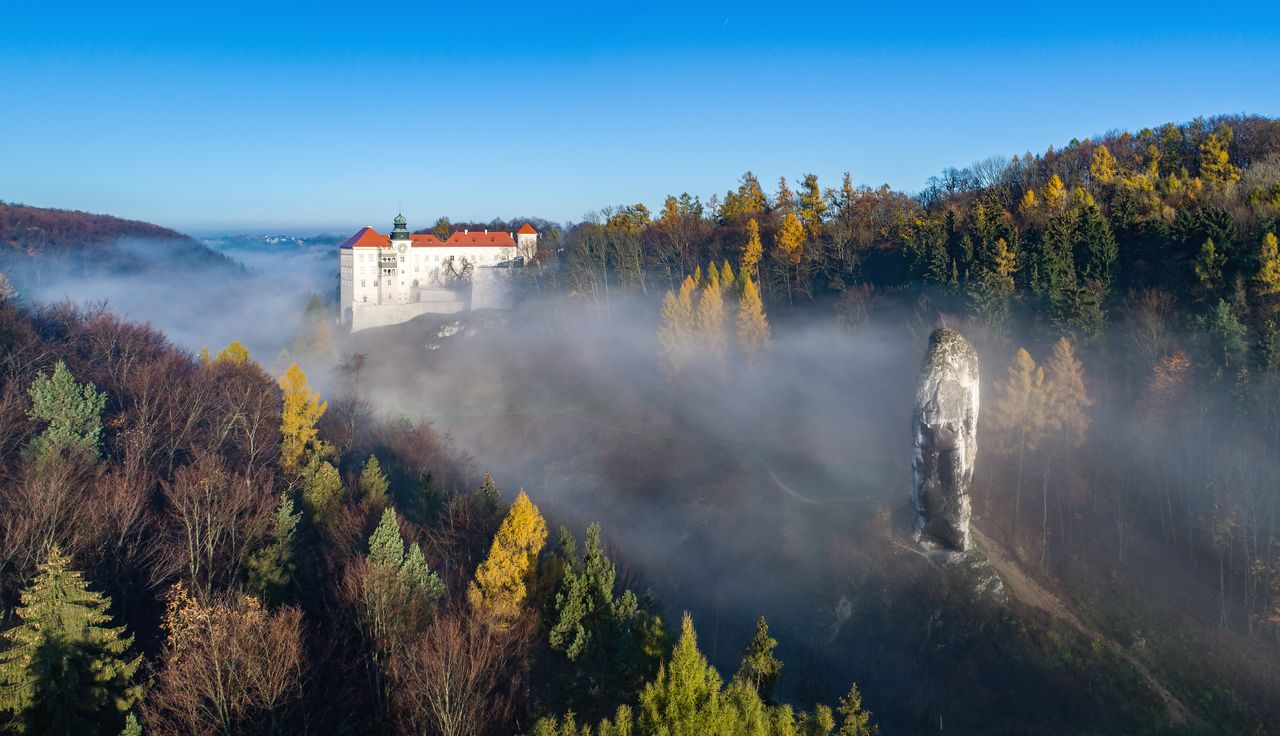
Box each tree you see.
[775,212,805,267]
[145,583,305,735]
[1194,238,1226,294]
[697,280,728,366]
[1089,145,1118,184]
[433,216,452,241]
[659,277,697,380]
[300,458,343,527]
[736,275,771,363]
[1040,337,1092,565]
[637,613,724,735]
[719,260,736,292]
[835,683,877,736]
[359,455,391,509]
[1255,232,1280,297]
[798,173,826,239]
[1043,174,1066,210]
[0,546,142,735]
[468,490,548,628]
[247,493,300,603]
[742,218,764,281]
[363,508,444,658]
[968,236,1018,330]
[734,616,782,702]
[989,348,1047,535]
[278,362,327,474]
[775,176,795,215]
[1199,131,1240,186]
[1075,198,1118,292]
[213,340,250,365]
[26,361,108,460]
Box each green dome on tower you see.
[391,212,409,240]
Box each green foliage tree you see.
[734,616,782,702]
[1194,238,1226,294]
[359,455,390,509]
[0,546,141,735]
[835,683,877,736]
[798,173,826,240]
[247,492,301,603]
[301,458,344,527]
[26,361,108,460]
[362,507,444,655]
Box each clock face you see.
[396,243,406,253]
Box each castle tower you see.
[516,222,538,262]
[389,212,411,303]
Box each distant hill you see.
[0,201,240,277]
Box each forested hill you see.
[0,201,239,275]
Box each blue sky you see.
[2,1,1278,234]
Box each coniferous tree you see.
[637,613,724,735]
[798,173,826,239]
[697,279,728,366]
[359,455,391,509]
[1199,130,1240,186]
[1194,238,1226,295]
[734,616,782,702]
[990,348,1048,536]
[736,275,772,363]
[213,340,251,365]
[26,361,108,460]
[835,683,877,736]
[300,458,343,527]
[0,546,142,735]
[1255,232,1280,297]
[1089,145,1118,184]
[278,362,327,474]
[362,507,444,657]
[741,218,764,281]
[247,493,301,603]
[469,490,548,628]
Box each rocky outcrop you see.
[911,328,979,552]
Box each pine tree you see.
[834,683,877,736]
[741,218,764,281]
[300,458,343,527]
[798,173,826,239]
[469,490,548,628]
[736,275,771,364]
[476,471,502,516]
[213,340,251,365]
[247,492,300,603]
[637,613,724,735]
[0,547,142,735]
[26,361,108,460]
[1075,199,1118,292]
[968,237,1018,330]
[1255,232,1280,297]
[278,362,327,474]
[734,616,782,702]
[358,455,390,508]
[363,507,444,654]
[775,176,795,214]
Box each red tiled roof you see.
[517,223,538,235]
[409,234,442,246]
[340,226,389,248]
[446,231,516,247]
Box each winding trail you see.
[428,405,1199,729]
[970,527,1198,729]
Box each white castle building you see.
[339,214,537,331]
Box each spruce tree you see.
[247,493,301,602]
[0,546,141,735]
[734,616,782,702]
[358,455,390,508]
[26,361,108,460]
[835,683,877,735]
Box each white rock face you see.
[911,328,979,552]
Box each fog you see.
[11,236,1280,727]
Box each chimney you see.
[484,229,488,234]
[464,229,469,234]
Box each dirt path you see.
[970,526,1198,729]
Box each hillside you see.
[0,201,240,276]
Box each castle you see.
[339,214,537,331]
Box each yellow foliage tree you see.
[1199,131,1240,186]
[989,348,1048,533]
[1042,174,1066,210]
[468,490,548,628]
[735,275,771,363]
[719,260,735,292]
[775,212,804,267]
[1018,189,1038,216]
[214,340,251,365]
[1089,145,1118,184]
[1256,232,1280,297]
[697,281,728,366]
[278,363,327,474]
[658,281,696,381]
[741,218,763,281]
[1043,336,1092,448]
